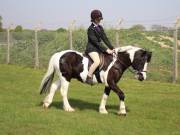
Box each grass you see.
[0,64,180,135]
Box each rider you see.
[85,9,115,85]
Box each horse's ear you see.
[141,50,152,62]
[142,50,146,56]
[147,51,152,62]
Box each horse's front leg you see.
[109,81,126,116]
[60,76,75,112]
[99,87,111,114]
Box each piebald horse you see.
[40,45,152,115]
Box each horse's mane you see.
[114,45,139,54]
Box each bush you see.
[14,25,23,32]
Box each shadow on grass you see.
[38,98,130,114]
[52,98,130,112]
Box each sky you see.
[0,0,180,29]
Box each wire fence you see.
[0,23,180,83]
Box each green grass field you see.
[0,64,180,135]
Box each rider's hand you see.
[113,49,116,54]
[106,49,114,54]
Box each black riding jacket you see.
[85,23,114,54]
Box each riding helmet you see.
[91,10,103,22]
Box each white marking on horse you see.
[80,57,89,82]
[116,45,141,62]
[60,76,74,112]
[141,62,148,80]
[99,93,108,114]
[127,48,141,62]
[104,57,117,86]
[118,101,126,115]
[80,56,98,84]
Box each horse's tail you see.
[39,57,55,95]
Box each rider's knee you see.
[94,58,100,66]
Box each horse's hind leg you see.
[43,80,61,108]
[60,76,74,112]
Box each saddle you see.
[83,53,105,71]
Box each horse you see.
[39,45,152,116]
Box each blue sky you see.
[0,0,180,29]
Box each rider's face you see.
[95,18,102,24]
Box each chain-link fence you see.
[0,27,179,83]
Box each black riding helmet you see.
[91,10,103,22]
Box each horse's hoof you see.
[99,108,108,114]
[43,103,49,109]
[119,114,126,117]
[64,107,75,112]
[118,113,126,116]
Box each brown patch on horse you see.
[59,52,84,82]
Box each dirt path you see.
[145,35,180,52]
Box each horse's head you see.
[116,46,152,81]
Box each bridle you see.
[112,52,147,75]
[129,68,147,75]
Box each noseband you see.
[129,67,147,75]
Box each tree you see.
[151,25,169,31]
[14,25,23,32]
[130,24,146,31]
[56,27,66,33]
[0,16,3,32]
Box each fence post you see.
[173,16,180,83]
[69,20,76,50]
[34,28,39,68]
[6,27,10,64]
[34,22,41,68]
[6,24,13,64]
[115,18,123,47]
